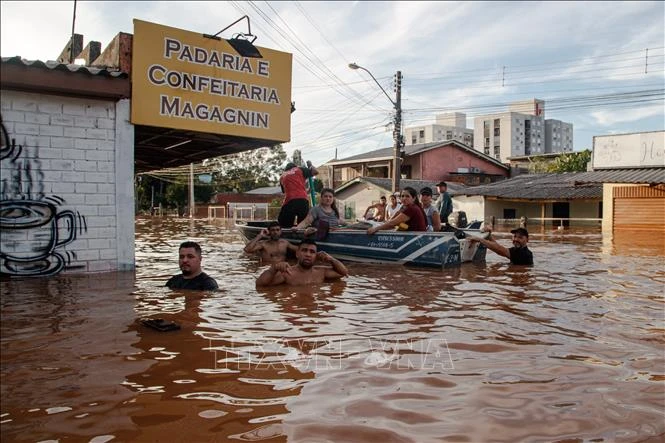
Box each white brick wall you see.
[0,90,134,276]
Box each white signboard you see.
[592,131,665,169]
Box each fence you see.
[488,216,602,229]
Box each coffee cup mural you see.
[0,117,87,277]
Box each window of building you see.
[494,145,500,157]
[419,130,425,138]
[446,131,452,139]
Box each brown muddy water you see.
[1,217,664,442]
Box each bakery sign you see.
[131,19,292,142]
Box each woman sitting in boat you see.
[367,187,427,235]
[295,188,346,235]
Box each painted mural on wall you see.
[0,116,87,276]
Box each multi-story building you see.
[404,112,474,147]
[473,99,573,163]
[544,119,573,153]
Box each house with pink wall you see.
[325,140,509,189]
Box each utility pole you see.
[189,162,195,218]
[392,71,402,193]
[348,63,403,192]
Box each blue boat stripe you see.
[397,236,451,264]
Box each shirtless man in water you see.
[256,239,348,287]
[244,222,298,264]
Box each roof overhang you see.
[1,59,130,100]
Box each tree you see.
[208,144,287,192]
[549,150,591,173]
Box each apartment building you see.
[404,112,474,147]
[473,99,573,162]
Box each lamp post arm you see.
[351,64,396,106]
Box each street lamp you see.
[348,62,403,192]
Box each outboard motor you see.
[448,211,468,229]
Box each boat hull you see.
[235,221,487,268]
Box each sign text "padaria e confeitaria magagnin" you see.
[149,38,282,129]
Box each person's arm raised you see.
[244,229,268,253]
[468,234,510,260]
[317,252,348,279]
[256,262,290,286]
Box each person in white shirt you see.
[385,193,402,220]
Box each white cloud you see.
[591,104,665,126]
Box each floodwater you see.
[1,217,664,443]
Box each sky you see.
[1,1,664,167]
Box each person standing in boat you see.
[366,187,427,235]
[256,239,349,287]
[419,187,442,232]
[385,193,402,220]
[243,221,298,264]
[468,227,533,265]
[278,161,318,228]
[295,188,346,236]
[434,181,453,228]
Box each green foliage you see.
[209,144,287,192]
[549,149,591,173]
[526,150,592,174]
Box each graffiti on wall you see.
[0,116,87,276]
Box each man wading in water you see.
[256,239,348,287]
[243,222,298,264]
[166,241,219,290]
[468,227,533,265]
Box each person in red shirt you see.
[278,162,318,228]
[366,187,427,234]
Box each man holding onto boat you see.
[468,227,533,265]
[166,241,219,290]
[244,221,298,264]
[278,161,318,228]
[256,239,348,287]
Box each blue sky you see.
[2,1,663,167]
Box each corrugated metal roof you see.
[246,186,283,195]
[455,173,603,200]
[572,168,665,184]
[1,56,128,78]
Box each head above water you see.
[510,227,529,248]
[178,241,203,277]
[179,241,202,256]
[297,238,318,269]
[267,221,281,240]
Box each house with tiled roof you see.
[325,140,509,190]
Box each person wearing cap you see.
[434,181,453,226]
[468,227,533,265]
[278,161,318,228]
[419,187,441,232]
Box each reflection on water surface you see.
[1,217,663,442]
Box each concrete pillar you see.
[115,98,135,270]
